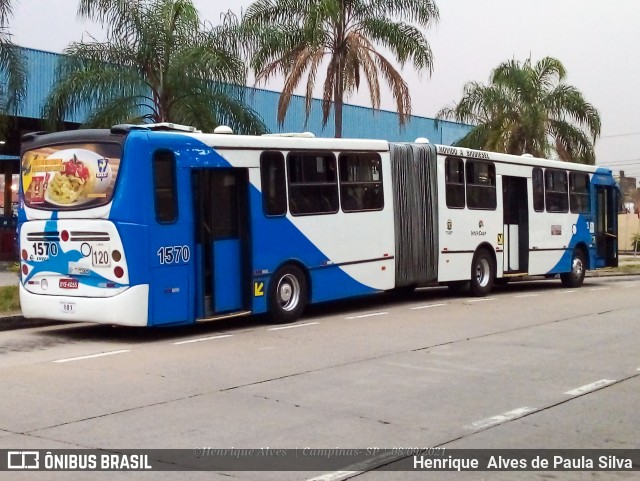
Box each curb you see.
[0,315,62,332]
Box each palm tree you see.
[436,57,601,164]
[0,0,27,118]
[240,0,439,137]
[44,0,267,134]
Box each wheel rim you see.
[277,274,300,311]
[474,258,491,287]
[572,256,584,279]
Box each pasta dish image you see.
[22,145,118,209]
[47,155,94,204]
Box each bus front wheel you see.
[268,264,308,323]
[470,249,495,297]
[560,249,586,288]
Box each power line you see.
[600,131,640,139]
[597,158,640,166]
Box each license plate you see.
[60,301,76,314]
[92,244,111,267]
[59,278,79,289]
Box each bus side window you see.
[260,151,287,216]
[532,167,544,212]
[287,152,339,215]
[569,172,590,213]
[545,169,568,213]
[153,150,177,223]
[466,160,496,210]
[445,157,465,208]
[339,152,383,212]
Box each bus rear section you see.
[19,219,148,326]
[18,130,152,326]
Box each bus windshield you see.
[21,142,121,210]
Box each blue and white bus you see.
[18,124,619,327]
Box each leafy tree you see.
[44,0,266,134]
[0,0,27,117]
[436,57,600,164]
[241,0,439,137]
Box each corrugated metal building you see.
[14,47,470,144]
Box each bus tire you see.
[469,249,495,297]
[560,248,586,288]
[268,264,308,324]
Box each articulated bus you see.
[18,124,619,327]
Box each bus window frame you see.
[287,151,339,216]
[260,151,287,217]
[445,156,465,209]
[465,159,496,210]
[338,152,384,213]
[152,149,178,224]
[532,167,545,212]
[545,168,569,213]
[569,171,591,214]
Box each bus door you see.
[594,185,618,267]
[193,169,250,318]
[502,176,529,273]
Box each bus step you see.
[196,310,252,323]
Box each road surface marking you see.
[345,312,388,319]
[469,407,535,430]
[589,287,609,291]
[267,322,319,331]
[173,334,233,345]
[53,350,130,363]
[514,294,539,298]
[557,290,576,294]
[410,303,447,310]
[466,298,494,303]
[565,379,616,396]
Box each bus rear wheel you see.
[560,249,586,288]
[470,249,495,297]
[268,264,308,323]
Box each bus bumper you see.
[19,284,150,327]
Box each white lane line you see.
[466,298,494,303]
[410,303,447,310]
[173,334,233,345]
[306,470,360,481]
[267,322,319,331]
[468,407,535,430]
[514,294,540,298]
[53,350,130,363]
[565,379,616,396]
[557,290,576,294]
[589,287,610,291]
[345,312,388,320]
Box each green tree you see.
[44,0,266,134]
[436,57,600,164]
[241,0,439,137]
[0,0,27,117]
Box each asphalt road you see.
[1,275,639,480]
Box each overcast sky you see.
[8,0,640,177]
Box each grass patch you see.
[612,264,640,274]
[0,285,20,312]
